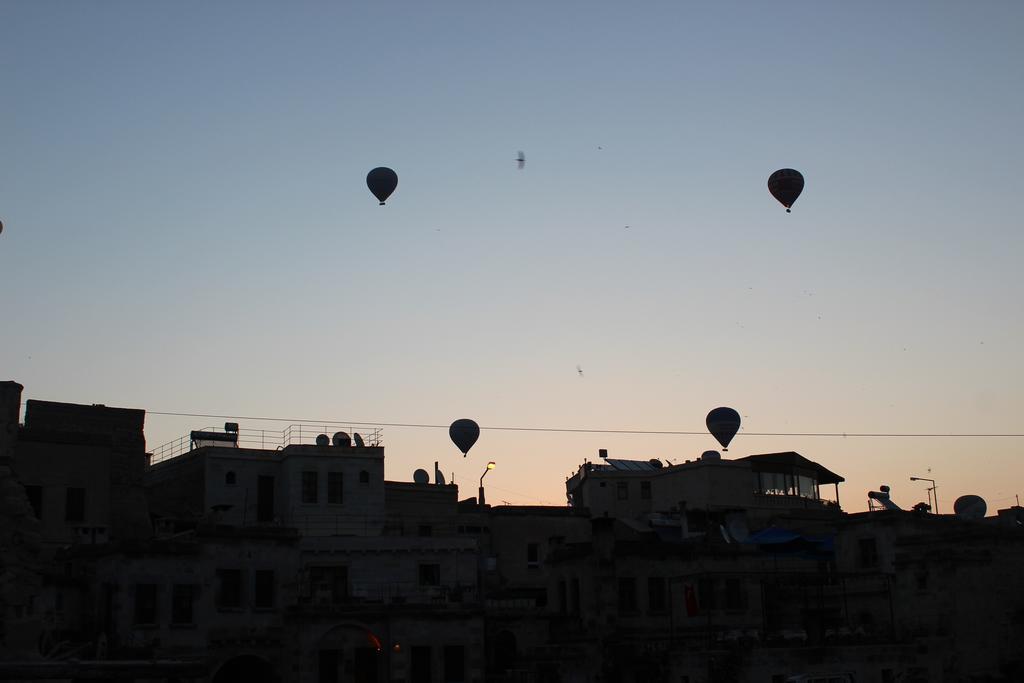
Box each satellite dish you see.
[953,495,987,520]
[332,431,351,447]
[725,513,750,543]
[435,470,446,485]
[413,469,430,484]
[353,433,365,447]
[701,450,722,461]
[649,458,663,468]
[706,407,741,451]
[449,419,480,457]
[315,434,330,446]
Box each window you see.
[134,584,158,624]
[302,471,318,504]
[319,649,340,683]
[418,524,432,537]
[527,542,540,568]
[418,563,440,587]
[558,580,567,613]
[359,470,370,484]
[171,584,195,624]
[443,645,465,683]
[797,474,817,499]
[65,487,85,522]
[570,578,580,615]
[225,471,236,486]
[640,481,651,500]
[617,482,628,500]
[858,538,878,568]
[254,570,275,608]
[25,485,42,520]
[328,472,343,504]
[256,475,274,522]
[310,566,348,604]
[725,578,746,609]
[698,578,716,609]
[216,569,243,609]
[648,577,666,612]
[618,577,637,613]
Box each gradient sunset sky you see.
[2,1,1022,512]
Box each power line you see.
[138,409,1024,439]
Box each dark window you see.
[359,470,370,484]
[725,578,746,609]
[570,578,580,615]
[411,646,431,683]
[302,471,318,504]
[881,669,895,683]
[216,568,243,608]
[319,649,340,683]
[443,645,465,683]
[134,584,158,624]
[328,472,343,504]
[558,580,567,613]
[254,570,275,608]
[310,566,348,603]
[418,524,432,537]
[698,578,716,609]
[256,475,274,522]
[65,487,85,522]
[171,584,194,624]
[915,571,928,591]
[419,563,440,587]
[225,471,236,485]
[641,481,651,499]
[858,538,879,568]
[648,577,667,612]
[25,485,42,520]
[617,482,628,500]
[527,542,540,568]
[618,577,637,613]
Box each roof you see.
[737,451,844,485]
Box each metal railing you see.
[148,424,383,465]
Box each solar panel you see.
[606,458,657,471]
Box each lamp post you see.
[910,476,938,514]
[479,461,496,507]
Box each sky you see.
[2,1,1022,512]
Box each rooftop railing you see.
[148,424,383,465]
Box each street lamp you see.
[479,461,496,507]
[910,476,938,514]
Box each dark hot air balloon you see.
[367,167,398,205]
[449,418,480,457]
[768,168,804,213]
[706,407,741,451]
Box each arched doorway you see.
[316,623,383,683]
[212,654,274,683]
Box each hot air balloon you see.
[706,407,741,451]
[768,168,804,213]
[449,419,480,457]
[367,167,398,205]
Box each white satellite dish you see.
[413,469,429,484]
[953,494,987,520]
[725,514,750,543]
